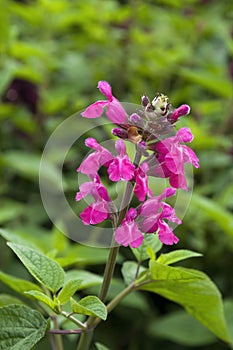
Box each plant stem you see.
[53,315,64,350]
[61,311,87,330]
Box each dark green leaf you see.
[0,305,48,350]
[7,243,65,293]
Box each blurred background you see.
[0,0,233,349]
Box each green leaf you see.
[95,342,110,350]
[132,234,162,262]
[7,243,65,293]
[0,305,48,350]
[71,296,107,320]
[0,294,24,307]
[121,261,146,286]
[139,261,230,343]
[148,310,216,346]
[157,249,202,265]
[24,290,57,312]
[0,271,42,295]
[57,279,82,305]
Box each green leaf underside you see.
[7,242,65,293]
[132,234,162,262]
[139,261,230,343]
[157,249,202,265]
[25,290,57,311]
[0,271,42,295]
[122,261,146,286]
[57,279,82,304]
[0,305,48,350]
[71,296,107,320]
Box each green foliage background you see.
[0,0,233,349]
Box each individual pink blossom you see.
[151,127,199,190]
[75,174,110,202]
[108,139,135,182]
[77,138,113,175]
[114,208,144,248]
[133,162,152,201]
[76,174,110,225]
[157,221,179,245]
[81,81,127,124]
[138,188,180,245]
[80,201,109,225]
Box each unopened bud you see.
[112,128,128,139]
[141,94,150,108]
[168,104,190,123]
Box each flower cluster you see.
[76,81,199,248]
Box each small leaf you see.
[139,261,230,343]
[71,296,107,320]
[0,305,48,350]
[121,261,146,285]
[0,271,42,295]
[57,279,82,305]
[7,242,65,293]
[25,290,58,312]
[132,234,162,262]
[157,249,202,265]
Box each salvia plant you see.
[0,81,231,350]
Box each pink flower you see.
[138,188,180,245]
[151,127,199,190]
[133,162,152,201]
[114,208,144,248]
[81,81,127,124]
[80,201,109,225]
[108,139,135,182]
[75,174,110,202]
[157,221,179,245]
[76,174,110,225]
[77,138,113,175]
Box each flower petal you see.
[81,101,107,118]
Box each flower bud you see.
[112,128,128,139]
[168,104,190,123]
[141,94,150,108]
